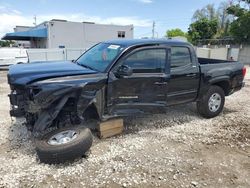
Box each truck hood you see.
[8,61,98,86]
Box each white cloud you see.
[137,0,153,3]
[0,6,152,38]
[0,5,33,38]
[0,5,21,14]
[37,14,152,27]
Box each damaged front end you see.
[8,79,105,137]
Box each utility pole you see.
[152,21,155,38]
[33,15,37,26]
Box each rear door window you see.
[171,47,192,68]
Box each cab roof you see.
[104,39,191,47]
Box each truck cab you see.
[106,42,200,114]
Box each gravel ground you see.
[0,68,249,188]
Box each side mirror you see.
[115,65,133,77]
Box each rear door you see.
[167,46,200,105]
[107,46,170,115]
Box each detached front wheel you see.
[35,125,93,164]
[197,86,225,118]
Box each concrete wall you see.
[196,47,229,60]
[210,48,228,60]
[228,48,239,61]
[238,45,250,65]
[46,21,133,49]
[196,46,249,64]
[196,48,210,58]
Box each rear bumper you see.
[229,82,245,95]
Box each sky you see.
[0,0,223,39]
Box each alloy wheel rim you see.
[208,93,222,112]
[48,130,78,145]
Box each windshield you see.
[76,43,125,72]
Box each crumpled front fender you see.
[33,95,69,134]
[31,83,103,136]
[28,84,82,113]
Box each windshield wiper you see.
[76,62,99,72]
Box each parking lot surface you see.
[0,69,249,188]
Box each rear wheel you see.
[197,86,225,118]
[35,125,93,164]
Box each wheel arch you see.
[33,87,104,135]
[211,80,230,96]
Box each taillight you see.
[242,67,246,78]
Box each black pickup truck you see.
[7,39,246,163]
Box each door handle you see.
[154,82,168,85]
[186,73,196,77]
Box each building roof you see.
[2,28,47,41]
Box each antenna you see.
[152,21,155,38]
[33,15,37,26]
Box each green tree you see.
[192,2,233,38]
[0,40,14,47]
[165,28,186,38]
[188,18,218,45]
[227,0,250,43]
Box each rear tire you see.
[197,86,225,118]
[35,125,93,164]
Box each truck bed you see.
[198,57,244,97]
[198,57,243,76]
[198,57,234,64]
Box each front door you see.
[107,46,170,115]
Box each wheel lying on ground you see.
[196,85,225,118]
[35,125,93,164]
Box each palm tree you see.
[192,4,218,21]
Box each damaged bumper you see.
[8,89,26,117]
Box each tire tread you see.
[197,86,225,118]
[35,126,93,164]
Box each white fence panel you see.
[46,50,65,61]
[27,48,86,62]
[65,49,86,61]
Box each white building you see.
[2,19,134,49]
